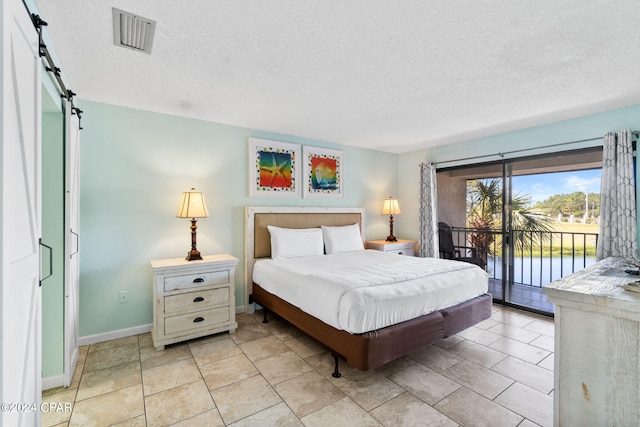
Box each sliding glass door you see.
[437,148,602,315]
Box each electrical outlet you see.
[119,290,128,304]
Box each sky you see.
[511,169,601,206]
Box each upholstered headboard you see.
[244,206,365,313]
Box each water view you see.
[487,255,597,287]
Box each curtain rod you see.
[22,1,83,129]
[432,130,639,167]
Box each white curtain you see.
[418,163,438,257]
[596,130,637,260]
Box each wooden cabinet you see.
[365,239,416,256]
[150,254,238,350]
[542,257,640,426]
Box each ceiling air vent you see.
[112,8,156,54]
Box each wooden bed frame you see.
[244,206,492,376]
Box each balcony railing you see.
[448,226,599,288]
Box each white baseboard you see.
[78,323,152,347]
[42,374,66,391]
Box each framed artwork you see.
[303,146,343,198]
[248,137,301,198]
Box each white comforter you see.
[253,250,488,334]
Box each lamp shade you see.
[381,197,401,215]
[176,188,209,218]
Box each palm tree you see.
[466,178,553,267]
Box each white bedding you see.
[253,250,488,334]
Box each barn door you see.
[63,101,80,386]
[1,0,43,425]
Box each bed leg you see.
[262,308,269,324]
[332,354,342,378]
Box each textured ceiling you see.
[35,0,640,153]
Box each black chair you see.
[438,222,484,267]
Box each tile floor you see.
[42,304,555,426]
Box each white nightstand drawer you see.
[387,248,414,256]
[163,270,229,292]
[164,306,231,335]
[164,287,230,314]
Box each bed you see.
[244,206,492,376]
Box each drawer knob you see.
[193,317,205,323]
[193,297,205,303]
[193,277,205,283]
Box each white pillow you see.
[267,225,324,259]
[321,223,364,255]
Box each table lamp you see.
[176,188,209,260]
[381,197,401,242]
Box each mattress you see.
[253,250,488,334]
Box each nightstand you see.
[365,239,416,256]
[150,254,238,350]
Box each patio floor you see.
[488,278,554,315]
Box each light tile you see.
[254,350,314,385]
[455,325,502,346]
[88,335,138,353]
[111,414,147,426]
[409,344,462,372]
[442,359,513,399]
[517,420,542,427]
[300,397,382,427]
[433,334,464,349]
[137,332,154,350]
[370,392,458,427]
[239,335,291,362]
[275,371,345,418]
[487,322,541,343]
[229,320,272,345]
[212,374,282,424]
[189,335,243,367]
[529,334,554,352]
[68,361,84,390]
[236,312,259,325]
[537,353,554,371]
[524,319,555,336]
[41,388,76,427]
[474,317,501,330]
[200,353,259,390]
[76,345,88,365]
[328,366,404,411]
[448,339,508,368]
[434,387,523,427]
[171,409,225,427]
[489,337,550,365]
[303,350,343,379]
[83,344,140,372]
[491,309,535,328]
[46,304,555,426]
[385,360,460,405]
[262,316,307,341]
[69,384,144,427]
[491,356,554,394]
[283,334,326,359]
[494,382,554,427]
[140,343,192,370]
[144,380,215,426]
[142,358,202,396]
[229,402,303,426]
[76,360,141,401]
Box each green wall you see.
[77,99,640,339]
[77,100,399,337]
[396,103,640,242]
